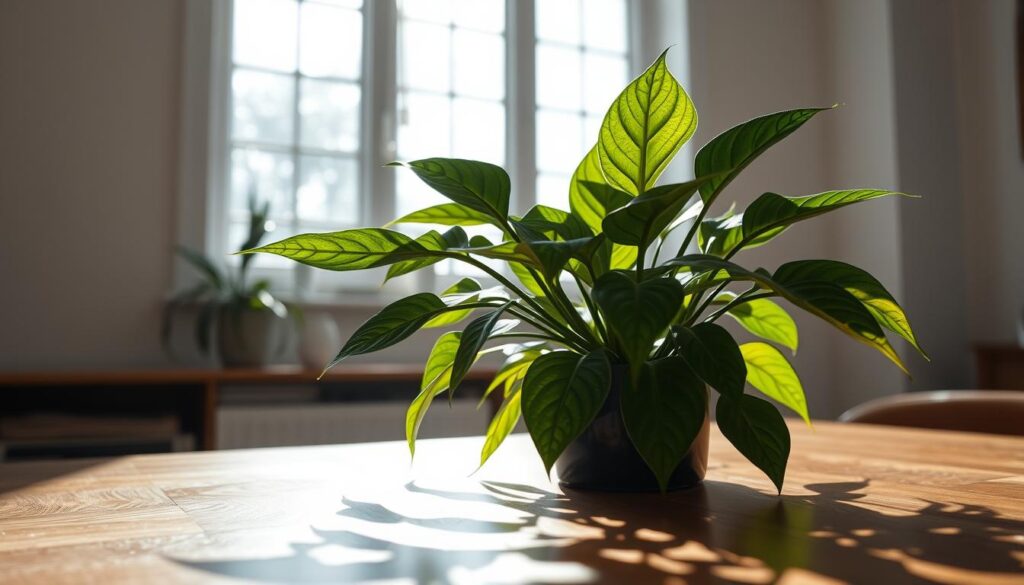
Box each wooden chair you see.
[839,390,1024,436]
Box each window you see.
[189,0,655,298]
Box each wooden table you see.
[1,422,1022,584]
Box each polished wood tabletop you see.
[1,421,1022,584]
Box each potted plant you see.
[243,49,925,493]
[164,196,294,368]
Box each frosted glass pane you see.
[453,0,504,32]
[233,0,298,72]
[536,44,582,111]
[536,0,580,45]
[398,91,451,160]
[230,148,294,220]
[300,3,362,79]
[399,0,453,25]
[536,172,571,210]
[298,155,359,224]
[299,79,360,152]
[396,170,446,216]
[536,109,584,173]
[309,0,361,8]
[584,114,603,147]
[583,52,627,114]
[400,21,451,93]
[232,69,294,145]
[452,30,504,100]
[452,98,504,164]
[582,0,628,53]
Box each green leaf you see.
[665,255,906,372]
[387,203,497,228]
[407,331,462,457]
[717,292,799,354]
[391,158,511,224]
[601,176,715,248]
[522,349,612,474]
[510,261,548,297]
[569,146,637,274]
[672,323,746,396]
[461,241,541,268]
[243,228,443,272]
[516,205,594,242]
[740,342,809,425]
[716,393,791,493]
[479,387,523,468]
[483,348,544,403]
[176,246,224,290]
[326,293,495,371]
[695,107,829,204]
[597,49,697,194]
[591,271,684,375]
[774,260,926,358]
[385,227,468,281]
[450,302,515,394]
[423,278,483,329]
[620,357,708,492]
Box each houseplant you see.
[243,49,925,493]
[164,195,294,368]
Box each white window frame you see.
[176,0,686,305]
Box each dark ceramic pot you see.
[554,366,710,492]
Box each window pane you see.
[453,0,504,32]
[299,3,362,79]
[398,91,451,160]
[584,114,603,147]
[536,0,581,45]
[298,155,359,225]
[582,0,628,53]
[536,44,582,111]
[396,171,446,216]
[230,148,294,221]
[536,172,571,210]
[232,69,294,145]
[452,98,504,163]
[583,52,628,114]
[452,30,504,100]
[308,0,362,9]
[400,21,451,93]
[233,0,298,72]
[536,109,584,173]
[299,79,360,152]
[398,0,453,25]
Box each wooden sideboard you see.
[974,343,1024,389]
[0,365,498,455]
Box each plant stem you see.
[686,281,731,325]
[705,290,774,323]
[572,272,608,345]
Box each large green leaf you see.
[568,146,638,274]
[672,323,746,396]
[716,393,791,493]
[620,357,707,492]
[694,108,829,204]
[591,271,684,375]
[601,177,715,248]
[521,350,612,474]
[385,227,468,281]
[665,255,906,372]
[482,347,544,403]
[450,303,515,394]
[597,50,697,194]
[775,260,926,358]
[326,293,497,371]
[407,331,462,456]
[740,342,809,424]
[479,387,523,468]
[391,158,511,224]
[515,205,594,242]
[243,228,443,272]
[387,203,496,228]
[717,291,799,354]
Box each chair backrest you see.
[839,390,1024,436]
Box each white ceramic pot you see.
[216,306,289,368]
[298,311,342,371]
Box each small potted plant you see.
[244,49,925,492]
[164,196,294,368]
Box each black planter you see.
[554,366,710,492]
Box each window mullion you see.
[508,0,536,213]
[365,0,397,228]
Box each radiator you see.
[216,400,487,450]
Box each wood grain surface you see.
[0,421,1022,584]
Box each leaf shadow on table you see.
[173,478,1024,584]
